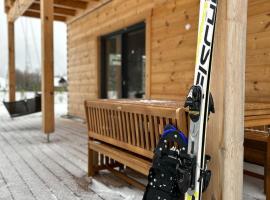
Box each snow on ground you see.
[244,163,265,200]
[89,176,143,200]
[244,175,265,200]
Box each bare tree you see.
[16,69,41,91]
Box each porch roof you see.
[4,0,111,23]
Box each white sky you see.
[0,0,67,78]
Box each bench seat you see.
[89,140,151,176]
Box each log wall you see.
[246,0,270,102]
[67,0,270,118]
[67,0,199,118]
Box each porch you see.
[0,106,265,200]
[1,0,269,199]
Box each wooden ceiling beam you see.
[34,0,88,10]
[67,0,110,24]
[80,0,100,2]
[23,10,67,22]
[29,3,77,16]
[5,0,13,13]
[5,0,102,22]
[5,5,10,13]
[7,0,35,22]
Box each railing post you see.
[8,21,16,102]
[41,0,55,134]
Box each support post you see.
[8,21,15,102]
[41,0,55,134]
[204,0,248,199]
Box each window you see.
[100,22,146,99]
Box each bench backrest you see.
[85,99,188,159]
[245,103,270,128]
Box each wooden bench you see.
[244,103,270,199]
[84,99,188,188]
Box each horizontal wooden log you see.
[34,0,88,9]
[23,11,66,21]
[29,3,76,16]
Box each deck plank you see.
[0,125,87,200]
[0,143,35,200]
[21,120,88,170]
[6,130,101,200]
[0,115,103,200]
[0,131,56,200]
[0,113,139,200]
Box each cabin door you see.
[101,23,146,99]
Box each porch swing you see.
[3,94,41,118]
[3,18,42,118]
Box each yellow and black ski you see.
[143,1,218,200]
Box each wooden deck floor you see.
[0,111,265,200]
[0,113,144,200]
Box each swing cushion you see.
[3,94,41,118]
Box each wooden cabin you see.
[4,0,270,199]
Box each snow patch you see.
[89,179,143,200]
[185,24,191,31]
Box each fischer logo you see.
[196,0,217,87]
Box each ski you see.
[143,1,218,200]
[184,0,218,199]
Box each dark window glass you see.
[104,35,122,99]
[101,23,145,99]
